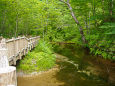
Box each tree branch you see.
[60,0,67,4]
[59,0,86,43]
[67,0,70,3]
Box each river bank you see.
[17,44,115,86]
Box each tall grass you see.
[17,40,56,73]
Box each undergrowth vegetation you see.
[17,40,56,73]
[0,0,114,60]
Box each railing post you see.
[23,36,26,55]
[30,38,32,50]
[18,36,22,60]
[0,39,9,68]
[12,37,16,65]
[0,39,17,86]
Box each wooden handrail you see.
[0,36,40,65]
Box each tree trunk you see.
[1,10,6,34]
[60,0,86,44]
[92,0,97,27]
[84,15,89,34]
[109,0,114,21]
[15,17,18,37]
[89,11,91,31]
[102,0,105,15]
[109,0,113,16]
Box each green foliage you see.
[0,0,114,60]
[68,0,115,60]
[35,40,53,54]
[99,22,115,34]
[17,40,56,73]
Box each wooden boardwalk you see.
[0,36,40,65]
[0,36,40,86]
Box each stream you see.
[17,44,115,86]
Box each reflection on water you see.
[17,44,114,86]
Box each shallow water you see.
[17,44,115,86]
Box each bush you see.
[17,40,56,73]
[34,40,53,54]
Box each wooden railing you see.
[0,36,40,65]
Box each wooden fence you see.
[0,36,40,65]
